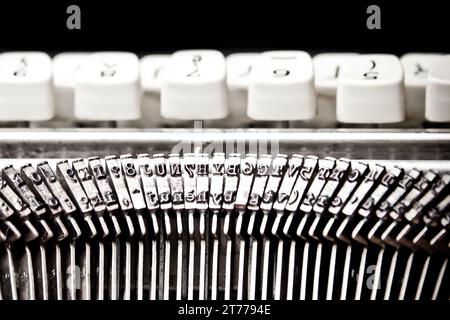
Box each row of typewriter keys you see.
[0,51,449,127]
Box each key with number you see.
[0,52,54,121]
[248,51,316,121]
[75,52,141,121]
[161,50,228,120]
[337,54,405,124]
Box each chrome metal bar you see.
[0,129,448,163]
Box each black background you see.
[0,0,449,55]
[0,300,448,318]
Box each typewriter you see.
[0,1,449,301]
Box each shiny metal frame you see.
[0,128,449,171]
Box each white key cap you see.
[311,53,358,126]
[141,55,170,92]
[0,52,54,121]
[225,53,259,125]
[247,50,316,121]
[53,53,90,120]
[118,54,190,128]
[141,55,170,126]
[401,53,442,124]
[337,54,405,124]
[314,53,359,96]
[122,54,170,127]
[425,55,450,122]
[160,50,228,120]
[74,52,141,121]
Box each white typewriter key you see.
[425,55,450,122]
[311,53,358,127]
[160,50,228,120]
[401,53,442,124]
[141,55,170,94]
[53,53,90,120]
[248,51,316,120]
[0,52,54,121]
[225,53,259,126]
[120,54,171,128]
[74,52,141,121]
[337,54,405,123]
